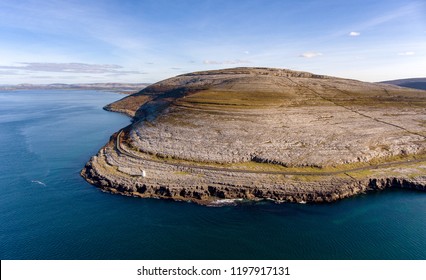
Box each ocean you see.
[0,90,425,260]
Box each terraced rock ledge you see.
[81,67,426,205]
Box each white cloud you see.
[299,52,323,58]
[243,51,250,54]
[349,31,360,36]
[397,51,415,56]
[203,59,250,65]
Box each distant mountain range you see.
[0,83,149,93]
[380,78,426,90]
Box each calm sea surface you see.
[0,90,425,260]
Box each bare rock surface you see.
[82,67,426,205]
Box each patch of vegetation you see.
[346,161,426,179]
[174,171,191,175]
[180,90,305,109]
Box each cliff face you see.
[82,67,426,205]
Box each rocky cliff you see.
[82,67,426,205]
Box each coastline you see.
[80,128,426,206]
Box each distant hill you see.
[0,83,150,93]
[380,78,426,90]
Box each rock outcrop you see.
[82,67,426,205]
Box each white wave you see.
[31,180,46,187]
[210,198,243,206]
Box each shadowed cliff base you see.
[82,67,426,205]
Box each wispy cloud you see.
[0,70,19,75]
[360,3,422,30]
[0,62,140,74]
[299,52,323,58]
[0,1,148,53]
[203,59,250,65]
[397,51,415,56]
[330,2,423,38]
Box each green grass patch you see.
[174,171,191,176]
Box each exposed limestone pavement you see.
[81,67,426,205]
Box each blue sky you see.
[0,0,425,84]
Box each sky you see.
[0,0,425,84]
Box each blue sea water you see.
[0,90,425,260]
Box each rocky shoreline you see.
[80,130,426,206]
[82,166,426,206]
[81,158,426,206]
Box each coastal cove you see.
[0,90,425,259]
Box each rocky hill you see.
[380,78,426,90]
[82,67,426,205]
